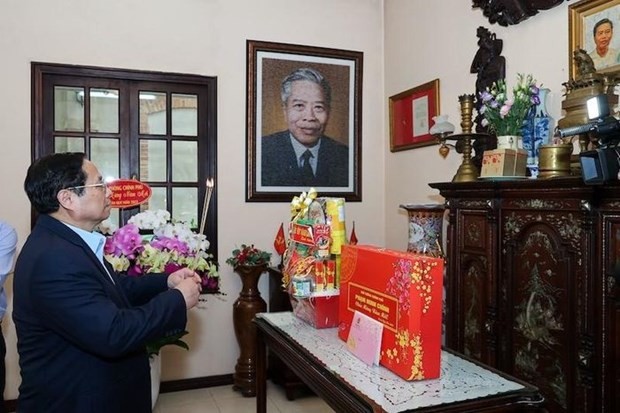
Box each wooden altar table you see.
[255,312,545,413]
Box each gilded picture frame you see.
[569,0,620,79]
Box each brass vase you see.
[538,144,573,178]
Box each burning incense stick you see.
[199,178,214,234]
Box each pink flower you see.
[103,213,219,294]
[151,237,189,255]
[163,262,183,274]
[104,224,143,258]
[499,103,512,118]
[101,210,221,356]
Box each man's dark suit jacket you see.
[13,214,187,413]
[261,131,349,187]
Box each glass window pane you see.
[172,94,198,136]
[90,138,119,180]
[172,141,197,182]
[55,136,84,153]
[140,140,167,182]
[90,88,119,133]
[140,91,166,135]
[54,86,84,132]
[172,188,197,227]
[142,187,167,211]
[106,210,120,231]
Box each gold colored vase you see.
[538,144,573,178]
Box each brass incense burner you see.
[558,73,618,153]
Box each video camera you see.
[557,94,620,184]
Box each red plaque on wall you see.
[107,179,151,209]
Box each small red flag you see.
[274,223,287,255]
[349,221,358,245]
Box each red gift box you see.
[290,292,339,328]
[338,244,443,381]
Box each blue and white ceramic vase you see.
[522,88,554,178]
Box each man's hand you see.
[167,267,201,289]
[174,277,202,309]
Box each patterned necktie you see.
[300,150,315,185]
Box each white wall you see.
[384,0,570,249]
[0,0,385,400]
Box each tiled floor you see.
[153,381,335,413]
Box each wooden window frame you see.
[31,62,218,259]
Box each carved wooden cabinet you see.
[430,178,619,413]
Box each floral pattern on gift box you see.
[386,259,439,316]
[411,260,439,314]
[409,334,425,380]
[386,259,413,312]
[383,330,425,380]
[382,258,439,381]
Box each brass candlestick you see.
[435,94,486,182]
[459,94,475,133]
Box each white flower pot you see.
[497,135,522,150]
[150,353,162,408]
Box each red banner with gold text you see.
[108,179,151,209]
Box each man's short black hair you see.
[593,18,613,37]
[24,152,87,214]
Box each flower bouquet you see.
[103,209,219,291]
[479,73,540,136]
[101,209,220,355]
[225,244,271,269]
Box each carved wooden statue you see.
[469,27,506,170]
[472,0,565,27]
[470,27,506,133]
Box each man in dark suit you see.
[13,152,202,413]
[261,67,349,187]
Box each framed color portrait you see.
[569,0,620,78]
[389,79,440,152]
[246,40,363,202]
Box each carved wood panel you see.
[503,220,582,412]
[461,256,489,360]
[602,216,620,412]
[472,0,566,27]
[457,210,496,365]
[430,177,617,413]
[461,213,487,249]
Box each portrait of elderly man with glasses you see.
[13,152,202,413]
[261,67,349,187]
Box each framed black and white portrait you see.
[246,40,363,202]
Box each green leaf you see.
[146,330,190,357]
